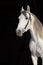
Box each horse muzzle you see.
[16,29,23,37]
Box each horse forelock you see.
[21,10,31,19]
[21,10,27,18]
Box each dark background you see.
[0,0,43,65]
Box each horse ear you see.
[21,6,24,12]
[27,5,30,11]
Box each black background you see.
[0,0,43,65]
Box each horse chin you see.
[19,34,23,37]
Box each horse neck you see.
[29,14,37,42]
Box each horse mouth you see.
[16,33,23,37]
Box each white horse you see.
[16,5,43,65]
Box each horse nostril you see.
[18,30,21,34]
[16,30,21,35]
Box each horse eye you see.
[26,17,28,19]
